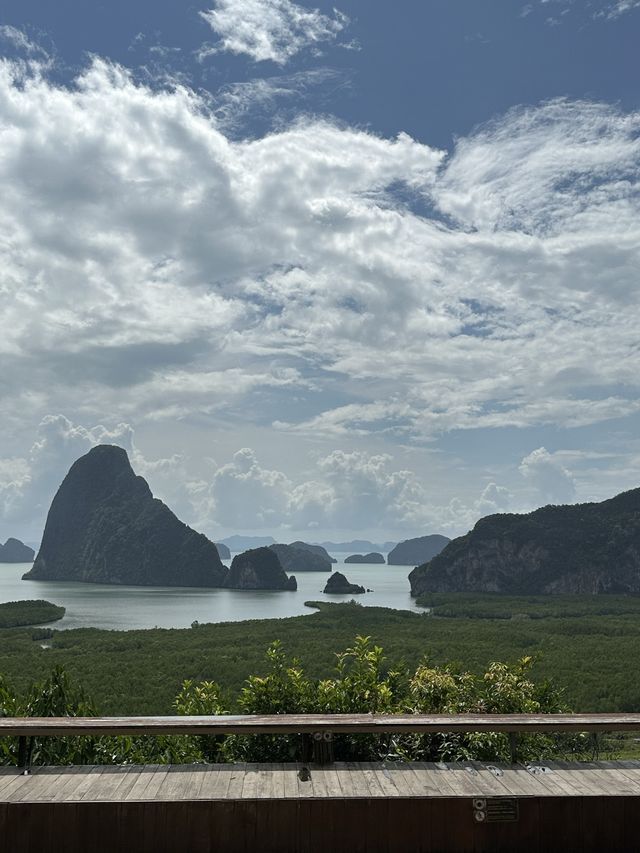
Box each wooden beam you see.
[2,712,640,738]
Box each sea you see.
[0,558,421,631]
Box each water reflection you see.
[0,559,419,631]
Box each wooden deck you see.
[3,760,640,852]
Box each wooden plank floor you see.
[4,762,640,852]
[3,760,640,802]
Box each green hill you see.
[410,487,640,596]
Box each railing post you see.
[509,732,518,764]
[312,731,334,765]
[17,736,32,775]
[300,732,334,764]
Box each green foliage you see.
[0,666,97,765]
[0,600,65,629]
[173,679,228,762]
[223,640,314,762]
[418,592,640,619]
[3,599,640,719]
[411,487,640,595]
[1,635,587,766]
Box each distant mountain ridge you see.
[410,487,640,596]
[219,535,276,551]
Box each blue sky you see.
[0,0,639,542]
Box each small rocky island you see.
[323,571,365,595]
[387,535,451,566]
[269,543,332,572]
[409,486,640,596]
[0,538,35,563]
[225,547,297,590]
[345,552,385,564]
[23,445,228,587]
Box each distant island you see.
[225,547,296,590]
[387,535,451,566]
[345,552,385,564]
[319,539,396,553]
[269,543,332,572]
[0,538,35,563]
[289,541,336,564]
[0,600,65,629]
[410,487,640,595]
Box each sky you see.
[0,0,639,544]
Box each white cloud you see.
[519,447,576,504]
[525,0,640,21]
[0,59,638,538]
[199,0,348,65]
[0,25,49,59]
[0,415,134,530]
[202,446,432,533]
[212,67,350,132]
[477,482,513,515]
[597,0,640,18]
[209,447,293,528]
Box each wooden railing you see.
[3,712,640,737]
[3,713,640,770]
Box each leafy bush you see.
[1,636,587,766]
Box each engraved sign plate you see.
[472,797,519,823]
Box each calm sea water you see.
[0,559,420,631]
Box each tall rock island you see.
[23,445,228,587]
[409,487,640,596]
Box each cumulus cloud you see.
[477,482,513,515]
[0,414,208,541]
[202,446,435,533]
[519,447,577,504]
[0,58,638,535]
[0,415,134,531]
[209,448,293,528]
[199,0,348,65]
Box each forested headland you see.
[0,600,65,629]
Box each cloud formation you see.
[519,447,577,504]
[524,0,640,23]
[0,415,134,528]
[199,0,348,64]
[0,58,638,537]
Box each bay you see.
[0,559,419,631]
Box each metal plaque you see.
[472,797,519,823]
